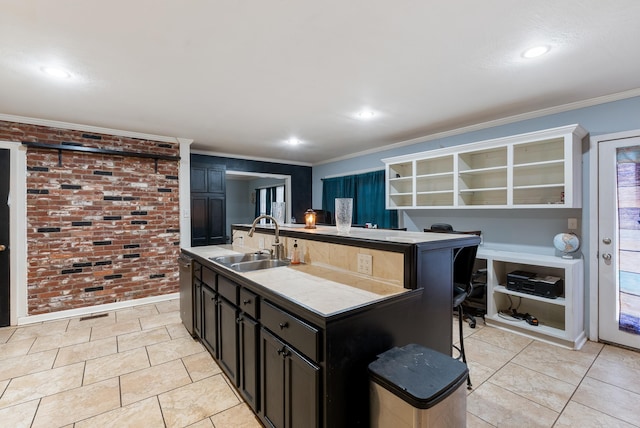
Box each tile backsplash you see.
[232,229,404,286]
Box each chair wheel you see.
[469,320,476,329]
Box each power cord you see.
[498,296,538,325]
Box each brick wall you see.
[0,120,180,315]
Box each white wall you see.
[225,179,254,238]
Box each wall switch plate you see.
[568,218,578,230]
[357,253,373,276]
[258,238,265,249]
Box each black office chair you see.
[425,224,483,328]
[425,224,480,389]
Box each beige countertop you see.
[233,223,471,244]
[183,244,408,316]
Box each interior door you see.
[0,149,10,327]
[598,136,640,350]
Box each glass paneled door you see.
[599,136,640,350]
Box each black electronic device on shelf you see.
[506,270,563,299]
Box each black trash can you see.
[368,343,468,428]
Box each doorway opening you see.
[226,171,291,239]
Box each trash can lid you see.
[368,343,469,409]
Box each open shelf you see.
[416,155,453,175]
[416,192,454,207]
[458,189,508,206]
[513,137,564,164]
[493,285,566,306]
[388,194,413,208]
[383,124,586,209]
[388,177,413,195]
[458,147,507,171]
[513,161,564,187]
[416,174,454,193]
[486,313,568,341]
[477,248,585,349]
[388,161,413,179]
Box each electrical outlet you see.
[357,253,373,276]
[258,238,265,249]
[568,218,578,230]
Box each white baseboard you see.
[16,293,180,326]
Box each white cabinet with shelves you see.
[383,124,587,209]
[387,161,414,208]
[477,248,585,349]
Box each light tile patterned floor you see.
[1,299,639,427]
[459,320,640,427]
[0,299,261,428]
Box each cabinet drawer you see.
[261,301,319,361]
[239,288,259,319]
[218,275,239,305]
[202,266,216,289]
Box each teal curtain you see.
[321,170,398,228]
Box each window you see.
[255,185,285,224]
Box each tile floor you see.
[0,299,639,427]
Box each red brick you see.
[6,120,180,315]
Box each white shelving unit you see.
[383,124,587,209]
[477,248,585,349]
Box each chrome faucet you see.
[248,215,284,260]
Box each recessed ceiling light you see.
[522,45,550,59]
[356,110,376,120]
[41,66,72,79]
[287,138,301,146]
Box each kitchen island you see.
[181,225,479,428]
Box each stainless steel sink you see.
[211,252,290,272]
[210,253,271,265]
[229,259,291,272]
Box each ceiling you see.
[2,1,640,165]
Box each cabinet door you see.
[261,329,286,428]
[191,167,207,193]
[207,196,226,244]
[190,163,227,245]
[260,328,320,428]
[286,345,320,428]
[191,165,225,194]
[202,285,218,357]
[218,298,239,385]
[191,195,226,246]
[239,315,259,411]
[207,166,226,193]
[191,196,208,247]
[193,279,203,337]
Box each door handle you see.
[0,244,6,252]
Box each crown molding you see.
[191,148,312,167]
[0,113,184,144]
